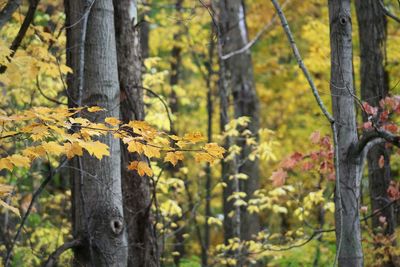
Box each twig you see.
[36,76,67,106]
[4,159,68,267]
[0,0,21,30]
[0,0,40,74]
[221,0,290,60]
[379,0,400,23]
[270,0,334,123]
[42,239,81,267]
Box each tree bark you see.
[113,0,159,266]
[65,0,128,266]
[328,0,363,266]
[218,0,260,242]
[355,0,395,235]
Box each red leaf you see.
[310,131,321,144]
[362,102,378,116]
[270,169,287,187]
[302,161,313,171]
[384,123,398,133]
[363,121,373,130]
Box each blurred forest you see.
[1,0,400,266]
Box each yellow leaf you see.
[0,158,13,171]
[143,145,160,159]
[127,141,144,154]
[64,142,83,159]
[183,131,205,143]
[79,141,109,160]
[42,141,65,156]
[87,106,105,112]
[128,161,153,176]
[105,117,121,126]
[204,143,225,159]
[194,152,214,163]
[8,154,31,168]
[164,151,184,166]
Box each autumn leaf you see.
[0,158,14,171]
[105,117,121,126]
[127,141,144,154]
[183,131,205,143]
[8,154,31,168]
[87,106,105,112]
[309,131,321,144]
[42,141,65,156]
[143,145,161,158]
[64,142,83,159]
[164,151,184,166]
[270,169,287,187]
[128,161,153,176]
[203,143,225,158]
[79,140,110,159]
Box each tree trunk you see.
[355,0,395,235]
[65,0,128,266]
[114,0,159,266]
[218,0,260,242]
[328,0,363,266]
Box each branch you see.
[221,0,290,60]
[379,0,400,23]
[353,129,400,157]
[42,239,81,267]
[0,0,21,30]
[36,76,67,106]
[0,0,40,74]
[4,159,67,267]
[270,0,334,123]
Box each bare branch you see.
[42,239,81,267]
[270,0,334,123]
[0,0,40,74]
[221,0,290,60]
[0,0,21,30]
[379,0,400,23]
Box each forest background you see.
[1,0,400,266]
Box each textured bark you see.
[113,1,159,266]
[218,0,260,242]
[65,0,128,266]
[328,1,363,266]
[355,0,395,236]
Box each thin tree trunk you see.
[328,0,363,266]
[218,0,260,243]
[114,1,159,266]
[355,0,395,235]
[65,0,128,266]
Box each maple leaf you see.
[64,142,83,159]
[8,154,31,168]
[310,131,321,144]
[128,161,153,176]
[42,141,65,156]
[203,143,225,158]
[270,169,287,187]
[362,102,378,116]
[143,145,161,158]
[164,151,184,166]
[105,117,121,126]
[194,152,215,163]
[183,131,205,143]
[79,140,110,159]
[0,158,14,171]
[127,141,144,154]
[87,106,105,112]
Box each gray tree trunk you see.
[65,0,128,266]
[218,0,260,242]
[355,0,395,235]
[114,1,159,266]
[328,0,363,266]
